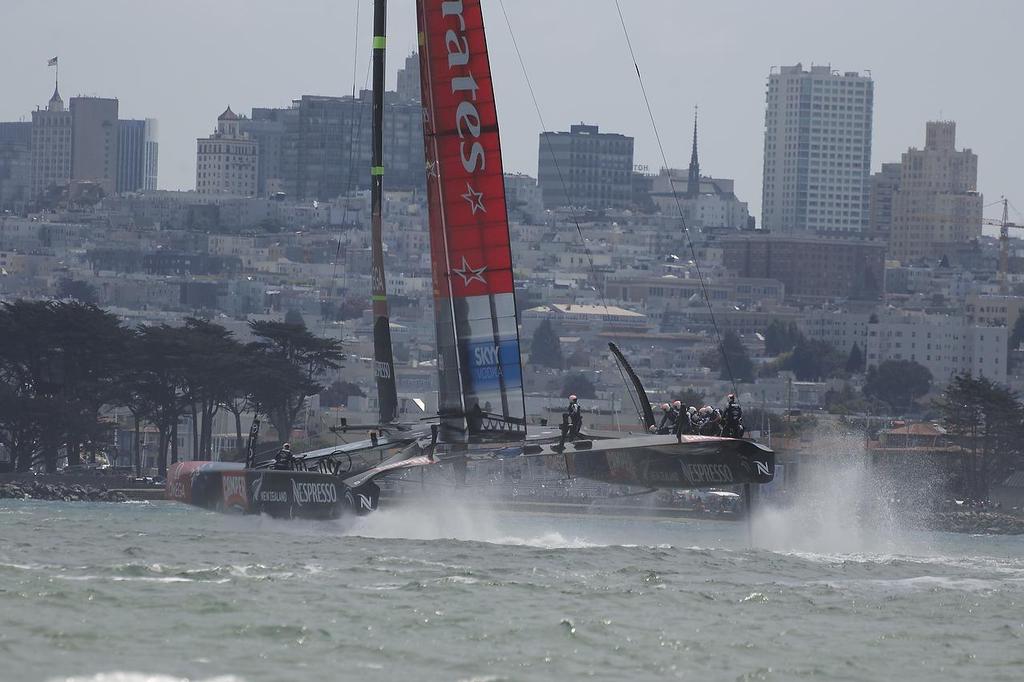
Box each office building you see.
[240,108,291,196]
[196,107,259,196]
[868,162,901,237]
[887,121,982,264]
[761,64,873,233]
[0,122,32,209]
[117,119,158,193]
[30,87,73,200]
[538,123,634,210]
[70,97,120,195]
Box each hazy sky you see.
[3,0,1021,222]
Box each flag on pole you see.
[47,56,58,66]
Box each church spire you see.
[687,105,700,197]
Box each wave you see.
[48,675,245,682]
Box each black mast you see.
[370,0,399,423]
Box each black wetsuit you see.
[567,402,582,438]
[657,407,680,434]
[723,403,744,438]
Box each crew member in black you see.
[273,442,294,470]
[566,394,583,439]
[655,402,677,434]
[722,394,744,439]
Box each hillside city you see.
[1,57,1022,507]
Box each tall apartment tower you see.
[241,108,291,196]
[888,121,982,263]
[761,64,873,233]
[117,118,159,193]
[70,97,120,195]
[395,53,421,103]
[196,107,258,196]
[538,123,634,210]
[30,87,73,200]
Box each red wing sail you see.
[417,0,526,441]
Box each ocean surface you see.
[1,495,1023,682]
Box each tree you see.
[936,374,1024,499]
[284,309,306,327]
[320,380,366,408]
[248,321,344,442]
[845,343,865,375]
[719,331,755,383]
[863,359,932,412]
[781,338,845,381]
[764,320,803,357]
[561,372,596,400]
[529,320,563,369]
[673,388,705,410]
[57,278,99,305]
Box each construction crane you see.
[982,197,1023,295]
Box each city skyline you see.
[2,0,1022,220]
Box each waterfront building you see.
[720,231,885,301]
[196,107,259,196]
[30,87,73,200]
[70,97,120,195]
[887,121,982,264]
[117,119,158,193]
[761,64,874,233]
[538,123,634,210]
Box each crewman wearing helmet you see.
[273,442,294,470]
[722,394,744,438]
[566,394,583,439]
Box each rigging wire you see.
[498,0,646,429]
[612,0,739,396]
[320,0,374,340]
[496,0,611,314]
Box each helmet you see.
[569,394,578,402]
[688,406,697,415]
[661,403,670,411]
[672,400,682,409]
[282,443,291,452]
[728,394,736,403]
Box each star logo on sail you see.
[452,256,488,286]
[461,183,486,215]
[425,160,439,180]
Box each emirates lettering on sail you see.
[417,0,527,441]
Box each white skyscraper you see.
[761,64,873,233]
[196,107,258,196]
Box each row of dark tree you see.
[0,301,344,476]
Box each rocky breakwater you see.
[929,509,1024,535]
[0,481,128,503]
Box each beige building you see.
[888,121,982,264]
[196,107,258,196]
[30,87,73,200]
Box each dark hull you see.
[166,462,379,520]
[533,434,774,489]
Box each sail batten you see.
[417,0,526,441]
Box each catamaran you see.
[166,0,774,520]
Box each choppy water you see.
[1,497,1023,682]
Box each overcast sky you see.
[3,0,1021,221]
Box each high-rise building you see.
[241,108,292,196]
[761,64,873,233]
[70,97,120,195]
[0,122,32,210]
[888,121,982,264]
[30,87,73,200]
[395,53,421,103]
[538,123,634,210]
[196,107,259,196]
[868,162,901,237]
[117,118,158,193]
[281,90,423,200]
